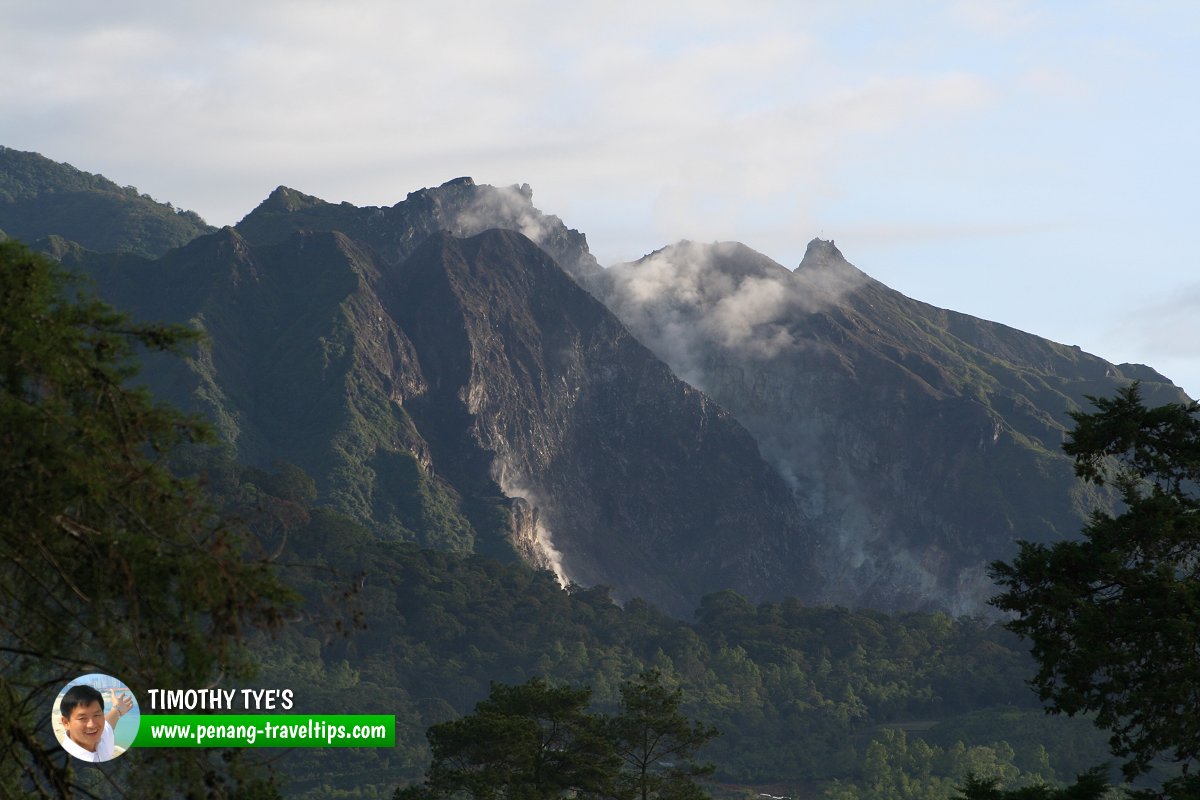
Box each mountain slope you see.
[0,146,213,257]
[598,238,1185,612]
[60,160,1189,615]
[78,226,500,554]
[77,223,820,614]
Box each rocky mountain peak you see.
[258,185,330,214]
[591,235,1190,614]
[406,228,817,612]
[798,237,854,271]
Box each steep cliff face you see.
[79,222,820,614]
[387,230,818,610]
[599,238,1185,612]
[79,226,484,552]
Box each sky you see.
[2,1,1197,397]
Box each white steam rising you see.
[599,239,989,610]
[601,240,866,387]
[490,457,570,587]
[447,183,601,287]
[454,184,554,245]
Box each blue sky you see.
[2,1,1197,396]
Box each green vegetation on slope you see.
[0,146,213,257]
[186,456,1114,800]
[71,228,491,554]
[0,240,1126,800]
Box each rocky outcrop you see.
[383,229,819,612]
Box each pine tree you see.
[418,678,618,800]
[610,671,719,800]
[0,241,293,797]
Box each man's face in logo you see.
[63,700,104,751]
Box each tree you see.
[0,241,294,797]
[416,678,619,800]
[610,671,719,800]
[401,674,720,800]
[990,383,1200,795]
[955,767,1109,800]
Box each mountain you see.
[0,146,213,257]
[74,219,820,615]
[597,238,1186,612]
[21,145,1186,615]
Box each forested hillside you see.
[193,454,1112,799]
[0,146,212,257]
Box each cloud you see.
[950,0,1040,36]
[601,240,866,387]
[0,1,997,245]
[8,0,1189,411]
[453,184,554,251]
[1107,284,1200,356]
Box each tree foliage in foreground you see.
[610,671,719,800]
[428,679,617,800]
[397,672,718,800]
[991,384,1200,795]
[0,241,294,798]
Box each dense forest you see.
[0,146,213,258]
[184,452,1114,799]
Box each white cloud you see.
[950,0,1040,35]
[601,240,867,386]
[0,1,995,237]
[1107,285,1200,360]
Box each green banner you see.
[132,714,395,748]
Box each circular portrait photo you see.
[52,674,139,763]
